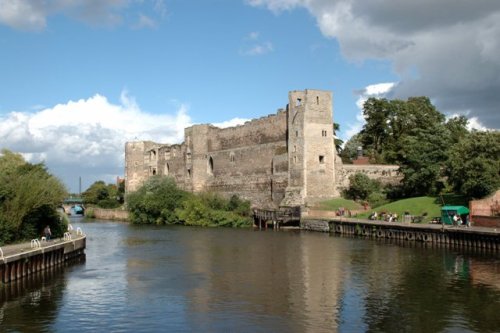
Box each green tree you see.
[126,176,188,224]
[333,122,344,154]
[446,131,500,199]
[345,172,381,201]
[82,181,121,208]
[359,97,452,197]
[340,133,363,163]
[0,150,67,245]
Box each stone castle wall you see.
[125,89,401,208]
[336,164,402,193]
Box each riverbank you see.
[301,217,500,251]
[0,229,86,284]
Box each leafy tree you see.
[333,123,344,154]
[446,131,500,199]
[0,150,67,245]
[82,181,121,208]
[126,178,251,227]
[359,97,453,196]
[345,172,381,201]
[126,176,188,224]
[340,133,363,163]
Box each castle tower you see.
[124,141,158,194]
[282,89,337,206]
[184,124,213,193]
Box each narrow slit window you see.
[319,155,325,164]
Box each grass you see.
[314,198,364,211]
[355,196,442,222]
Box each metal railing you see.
[30,239,41,248]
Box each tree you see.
[359,97,452,197]
[340,133,363,163]
[345,172,381,201]
[0,150,67,244]
[82,181,121,208]
[333,122,344,154]
[446,131,500,199]
[126,176,188,224]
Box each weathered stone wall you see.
[125,89,403,208]
[90,208,129,221]
[336,164,402,193]
[125,141,157,193]
[470,190,500,216]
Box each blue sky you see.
[1,0,499,192]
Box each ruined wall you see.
[336,164,402,193]
[193,111,288,207]
[125,141,157,193]
[470,190,500,217]
[125,89,391,208]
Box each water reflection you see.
[0,222,499,332]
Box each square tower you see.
[282,89,337,206]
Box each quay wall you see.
[301,218,500,251]
[90,208,129,221]
[0,234,86,284]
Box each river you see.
[1,219,499,332]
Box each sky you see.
[1,0,499,193]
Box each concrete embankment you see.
[0,230,86,284]
[87,207,129,221]
[301,217,500,251]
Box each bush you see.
[345,173,381,201]
[126,176,188,225]
[126,179,252,228]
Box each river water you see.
[1,219,499,332]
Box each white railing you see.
[30,239,41,248]
[63,232,72,240]
[68,224,74,231]
[76,227,84,236]
[41,236,47,242]
[0,247,4,260]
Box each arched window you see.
[164,163,169,176]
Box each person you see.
[44,225,52,240]
[452,214,459,226]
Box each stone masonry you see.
[125,89,399,208]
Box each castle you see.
[125,89,399,208]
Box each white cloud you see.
[344,82,395,140]
[240,32,274,56]
[0,0,165,30]
[248,0,500,128]
[0,91,191,191]
[132,14,157,30]
[0,0,47,30]
[213,118,251,128]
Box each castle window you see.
[296,130,299,137]
[150,167,157,175]
[187,168,191,178]
[164,163,169,176]
[319,155,325,164]
[316,96,319,105]
[296,98,302,107]
[229,152,235,163]
[150,150,156,161]
[322,130,327,137]
[294,156,297,164]
[293,145,297,152]
[208,156,214,175]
